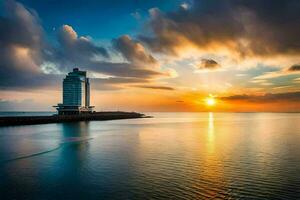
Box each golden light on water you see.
[207,112,215,151]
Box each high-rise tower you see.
[55,68,94,115]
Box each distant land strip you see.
[0,112,148,126]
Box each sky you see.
[0,0,299,112]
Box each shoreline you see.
[0,111,148,127]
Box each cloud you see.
[180,2,191,11]
[46,25,112,73]
[220,92,300,103]
[0,0,43,49]
[53,31,172,81]
[253,64,300,80]
[91,77,151,90]
[134,85,175,90]
[112,35,158,67]
[198,59,220,70]
[139,0,300,58]
[294,77,300,82]
[288,64,300,72]
[87,61,169,79]
[0,0,48,89]
[57,25,109,61]
[0,0,176,91]
[0,99,47,111]
[131,10,141,20]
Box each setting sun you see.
[205,96,216,106]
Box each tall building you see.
[55,68,94,115]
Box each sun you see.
[205,95,216,106]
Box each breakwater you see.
[0,112,146,126]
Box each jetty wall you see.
[0,112,145,126]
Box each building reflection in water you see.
[61,121,90,138]
[55,122,91,180]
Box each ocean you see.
[0,112,299,199]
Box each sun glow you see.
[205,95,216,106]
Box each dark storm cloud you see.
[139,0,300,57]
[220,92,300,103]
[0,0,173,90]
[198,59,220,70]
[288,64,300,72]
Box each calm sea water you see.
[0,112,299,199]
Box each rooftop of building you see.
[67,68,87,77]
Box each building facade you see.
[55,68,93,115]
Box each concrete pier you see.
[0,112,146,126]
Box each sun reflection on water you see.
[207,112,215,153]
